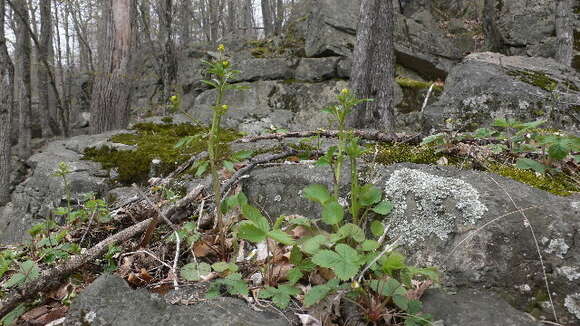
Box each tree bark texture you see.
[89,0,136,134]
[348,0,396,132]
[14,0,32,158]
[39,0,59,137]
[555,0,573,66]
[0,0,14,205]
[158,0,177,102]
[483,0,503,52]
[261,0,273,37]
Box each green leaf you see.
[358,184,382,207]
[382,251,407,275]
[267,230,295,245]
[368,278,406,297]
[407,299,423,314]
[548,143,569,160]
[312,244,364,280]
[372,200,393,215]
[407,266,440,282]
[420,133,446,146]
[223,273,249,296]
[393,294,410,311]
[0,303,28,326]
[195,161,209,177]
[370,220,385,238]
[290,246,303,265]
[3,273,26,288]
[259,284,300,309]
[180,262,211,281]
[211,262,238,273]
[231,150,253,161]
[322,200,344,226]
[331,224,365,243]
[241,204,270,233]
[302,235,328,255]
[287,267,303,284]
[237,221,268,243]
[516,158,546,174]
[360,240,380,252]
[303,184,331,204]
[303,279,340,307]
[223,160,235,171]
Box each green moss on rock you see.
[488,164,579,196]
[83,122,239,185]
[369,144,452,165]
[508,70,579,92]
[396,77,444,92]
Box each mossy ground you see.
[508,70,579,92]
[368,143,453,166]
[83,122,239,185]
[487,164,579,196]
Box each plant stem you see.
[350,155,359,224]
[210,85,226,254]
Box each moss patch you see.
[396,77,444,92]
[83,122,239,185]
[508,70,579,92]
[488,164,579,196]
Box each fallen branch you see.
[234,130,420,145]
[0,218,153,319]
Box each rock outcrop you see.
[242,162,580,324]
[424,52,580,133]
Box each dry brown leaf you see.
[47,283,72,301]
[21,306,50,321]
[318,268,335,281]
[30,306,68,325]
[271,263,293,282]
[407,280,433,300]
[193,240,213,257]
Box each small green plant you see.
[173,44,249,253]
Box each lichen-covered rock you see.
[424,52,580,133]
[64,274,290,326]
[242,162,580,323]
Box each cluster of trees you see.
[0,0,296,206]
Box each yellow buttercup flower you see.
[221,105,229,110]
[222,60,230,68]
[217,44,225,52]
[170,95,178,102]
[341,88,350,95]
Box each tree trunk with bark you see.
[38,0,58,137]
[555,0,573,66]
[14,0,32,158]
[89,0,136,134]
[261,0,273,37]
[158,0,177,103]
[348,0,396,132]
[483,0,503,52]
[0,0,15,205]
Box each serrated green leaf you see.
[211,262,238,273]
[303,279,340,307]
[312,250,341,268]
[407,266,440,282]
[407,299,423,314]
[259,284,300,309]
[548,143,569,160]
[0,303,27,326]
[237,221,268,243]
[180,262,211,281]
[303,184,331,204]
[372,200,393,215]
[382,251,407,275]
[268,230,295,245]
[288,267,303,284]
[195,161,209,177]
[331,224,365,243]
[302,235,327,255]
[3,273,26,288]
[313,244,363,280]
[322,200,344,225]
[371,220,385,238]
[241,204,270,233]
[289,246,303,265]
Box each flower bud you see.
[341,88,350,95]
[217,44,225,52]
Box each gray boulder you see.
[64,274,290,326]
[0,131,130,244]
[424,52,580,133]
[241,163,580,324]
[422,288,542,326]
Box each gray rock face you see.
[242,163,580,323]
[424,52,580,133]
[296,0,478,78]
[0,131,129,244]
[65,274,290,326]
[422,288,542,326]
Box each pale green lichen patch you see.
[383,168,487,245]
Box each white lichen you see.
[557,266,580,281]
[383,168,488,245]
[545,238,569,258]
[564,293,580,320]
[84,311,97,323]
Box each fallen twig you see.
[0,218,153,319]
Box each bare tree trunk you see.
[483,0,503,52]
[261,0,273,37]
[242,0,255,38]
[38,0,59,137]
[14,0,32,158]
[89,0,136,134]
[555,0,573,66]
[208,0,220,42]
[0,0,15,205]
[274,0,284,35]
[348,0,395,131]
[158,0,177,103]
[179,0,192,47]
